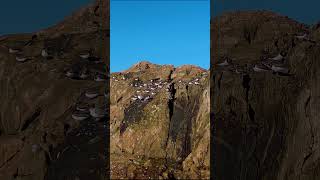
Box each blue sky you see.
[0,0,94,35]
[111,0,210,72]
[212,0,320,25]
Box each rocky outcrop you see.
[212,10,320,180]
[110,61,210,179]
[0,0,109,179]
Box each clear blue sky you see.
[111,0,210,72]
[212,0,320,25]
[0,0,94,35]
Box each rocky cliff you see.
[212,10,320,180]
[0,0,109,179]
[110,62,210,179]
[0,0,211,179]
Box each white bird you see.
[136,90,141,93]
[195,78,199,81]
[270,54,283,61]
[188,82,193,85]
[143,84,147,87]
[135,78,139,81]
[72,112,90,121]
[144,96,152,101]
[65,70,75,78]
[79,72,89,79]
[194,82,200,85]
[144,90,150,93]
[76,104,89,112]
[89,107,106,118]
[150,87,155,90]
[41,49,48,57]
[79,53,90,59]
[16,56,28,62]
[85,91,99,99]
[253,65,269,72]
[137,95,143,100]
[9,48,20,54]
[217,60,229,66]
[295,33,307,40]
[178,80,182,83]
[151,92,156,95]
[271,65,289,73]
[131,97,138,101]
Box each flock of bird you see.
[215,32,313,75]
[71,86,108,121]
[2,35,108,122]
[111,71,208,103]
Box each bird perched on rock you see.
[271,65,289,74]
[269,53,284,61]
[8,47,22,54]
[85,89,99,99]
[253,64,270,72]
[15,54,31,62]
[79,50,91,59]
[76,103,89,112]
[295,33,308,40]
[72,111,90,121]
[217,60,229,66]
[89,104,107,118]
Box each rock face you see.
[110,61,210,179]
[0,0,109,180]
[212,10,320,180]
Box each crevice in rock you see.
[94,5,100,16]
[0,144,24,169]
[168,171,177,180]
[243,26,252,44]
[304,95,311,117]
[168,69,174,82]
[116,96,123,103]
[21,108,41,131]
[248,104,255,122]
[299,94,314,178]
[42,132,47,143]
[63,123,70,137]
[274,39,279,50]
[164,82,176,169]
[301,152,313,171]
[218,73,223,89]
[242,74,251,102]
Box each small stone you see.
[143,159,152,168]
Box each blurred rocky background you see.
[212,10,320,180]
[0,0,109,179]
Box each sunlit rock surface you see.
[110,61,210,179]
